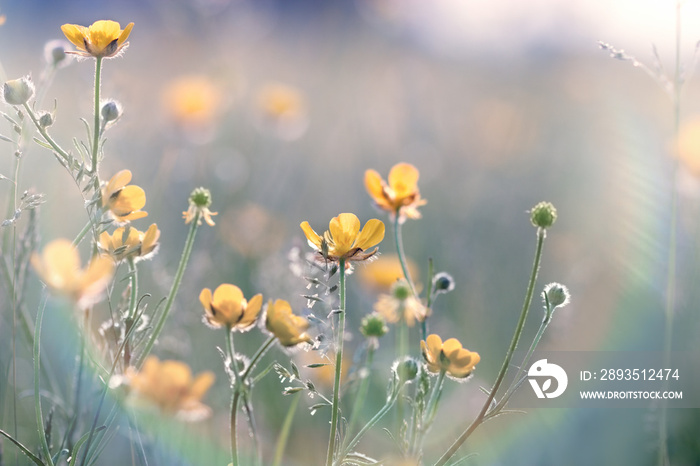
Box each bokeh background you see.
[2,0,700,464]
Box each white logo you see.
[528,359,568,399]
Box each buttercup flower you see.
[420,334,480,379]
[265,299,312,347]
[300,213,385,263]
[365,163,427,221]
[31,239,114,308]
[61,20,134,59]
[162,75,222,127]
[374,279,428,327]
[199,284,262,330]
[102,170,147,224]
[98,224,160,263]
[255,82,308,140]
[183,187,217,226]
[124,356,214,421]
[359,254,418,290]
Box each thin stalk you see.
[226,330,240,466]
[393,213,417,296]
[273,393,300,466]
[411,369,446,456]
[91,57,102,174]
[33,289,54,466]
[65,311,89,450]
[21,103,71,163]
[72,221,93,247]
[326,257,347,466]
[343,344,376,449]
[137,212,200,366]
[336,381,403,465]
[127,259,138,320]
[422,257,435,342]
[659,4,682,465]
[434,228,546,466]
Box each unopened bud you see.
[360,312,388,338]
[44,40,73,68]
[530,201,557,229]
[543,282,570,310]
[432,272,455,295]
[101,100,121,123]
[38,112,53,127]
[393,357,419,383]
[3,76,34,106]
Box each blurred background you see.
[2,0,700,464]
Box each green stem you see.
[72,221,93,247]
[336,380,403,465]
[226,329,240,466]
[343,344,376,449]
[412,369,446,456]
[273,393,300,466]
[91,57,103,174]
[136,212,200,366]
[242,336,276,381]
[326,257,346,466]
[22,103,71,163]
[659,4,682,466]
[33,289,54,466]
[434,228,546,466]
[127,259,138,320]
[393,213,417,296]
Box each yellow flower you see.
[255,82,308,140]
[61,20,134,59]
[198,284,262,330]
[420,334,480,379]
[374,280,428,327]
[162,75,221,126]
[125,356,214,421]
[31,239,114,308]
[300,213,385,263]
[265,299,312,347]
[359,254,418,290]
[98,224,160,263]
[183,187,217,226]
[102,170,147,224]
[365,163,427,221]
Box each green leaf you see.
[0,429,46,465]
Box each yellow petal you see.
[110,185,146,216]
[103,169,132,203]
[41,239,81,290]
[78,255,114,304]
[364,169,385,202]
[239,293,263,328]
[88,20,121,50]
[388,163,419,198]
[199,288,213,311]
[300,221,323,249]
[329,213,360,254]
[353,218,385,251]
[212,284,244,324]
[118,22,134,46]
[425,334,443,362]
[190,371,215,400]
[442,338,463,358]
[141,223,160,253]
[119,211,148,222]
[61,24,88,50]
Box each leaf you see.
[0,429,46,465]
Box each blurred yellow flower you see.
[374,279,428,327]
[162,75,223,143]
[255,82,308,140]
[297,350,349,388]
[31,239,114,308]
[265,299,312,347]
[420,334,480,379]
[359,254,418,290]
[125,356,214,421]
[102,170,147,224]
[199,284,262,330]
[677,116,700,177]
[300,213,385,263]
[220,203,285,258]
[98,224,160,263]
[365,163,426,221]
[61,20,134,59]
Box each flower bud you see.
[3,76,34,106]
[543,282,570,309]
[38,112,53,127]
[393,357,419,383]
[530,201,557,229]
[360,312,388,338]
[101,100,122,123]
[432,272,455,295]
[391,279,411,301]
[190,187,213,208]
[44,40,73,68]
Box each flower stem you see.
[22,103,71,163]
[226,329,240,466]
[33,289,54,466]
[342,343,376,451]
[273,393,300,466]
[411,368,446,457]
[326,257,346,466]
[127,259,138,321]
[72,221,93,247]
[136,212,200,367]
[91,57,103,174]
[393,213,417,296]
[434,228,546,466]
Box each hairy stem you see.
[326,258,346,466]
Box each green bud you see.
[393,357,419,383]
[3,76,34,106]
[432,272,455,294]
[360,312,388,338]
[530,201,557,229]
[38,112,53,127]
[543,282,570,309]
[391,279,411,301]
[101,100,121,123]
[44,40,72,68]
[189,187,213,208]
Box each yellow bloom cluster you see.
[98,224,160,263]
